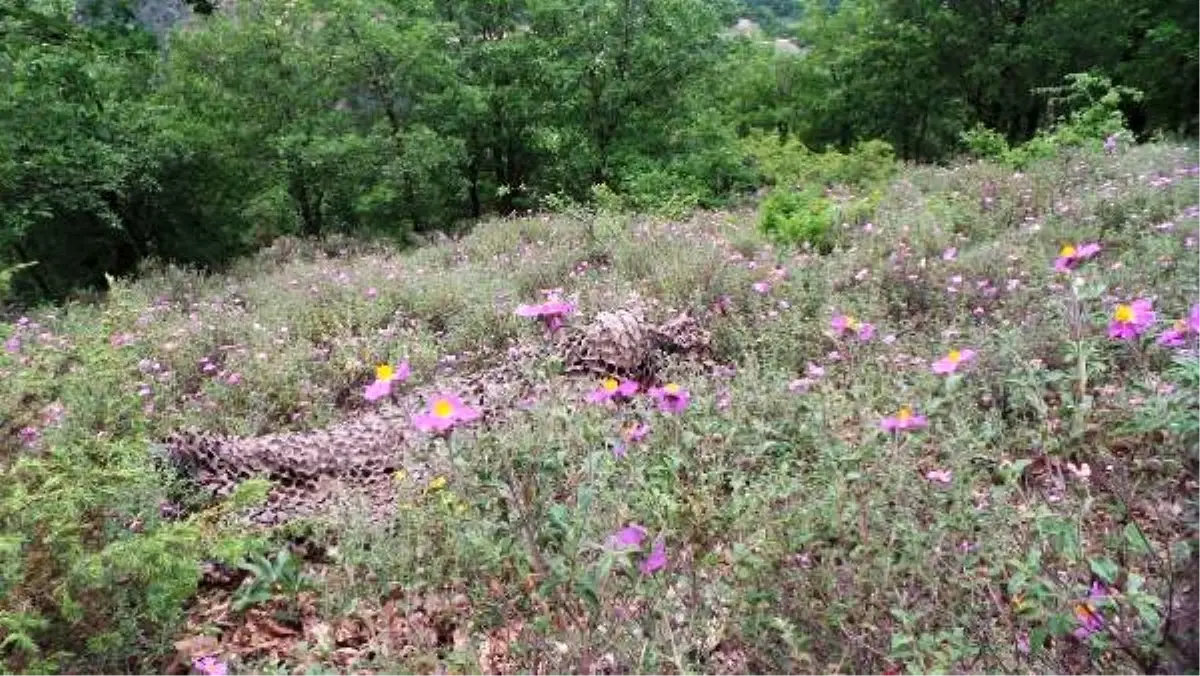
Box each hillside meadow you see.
[1,140,1198,674]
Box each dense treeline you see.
[1,0,1196,301]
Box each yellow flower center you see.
[1175,319,1187,331]
[376,364,394,381]
[897,407,912,421]
[432,399,454,418]
[428,476,447,491]
[1114,304,1134,323]
[602,378,619,392]
[664,383,680,395]
[948,350,962,363]
[1060,244,1077,257]
[845,315,859,329]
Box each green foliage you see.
[744,133,897,189]
[232,546,312,612]
[758,187,834,251]
[966,73,1145,169]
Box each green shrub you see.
[758,187,835,252]
[743,133,898,190]
[959,124,1011,160]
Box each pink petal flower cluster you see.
[831,313,875,341]
[1108,298,1156,341]
[1072,582,1109,641]
[192,656,228,676]
[612,421,651,459]
[880,407,928,433]
[412,393,480,433]
[364,361,411,401]
[586,377,639,403]
[608,525,667,575]
[1156,305,1200,347]
[1053,242,1101,272]
[648,383,691,414]
[931,348,976,374]
[515,295,575,333]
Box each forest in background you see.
[1,0,1197,302]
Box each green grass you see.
[1,142,1197,675]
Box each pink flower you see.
[639,538,667,575]
[364,361,411,402]
[1158,306,1200,347]
[931,348,977,374]
[1072,582,1108,641]
[1054,242,1102,272]
[365,287,378,299]
[942,247,957,261]
[1108,299,1156,341]
[516,300,575,334]
[624,421,651,443]
[831,314,875,341]
[787,378,813,394]
[648,383,690,414]
[226,372,242,386]
[925,469,953,485]
[586,377,639,403]
[805,362,825,378]
[880,407,928,433]
[4,335,19,353]
[192,656,228,676]
[610,524,647,550]
[19,426,40,447]
[752,280,772,294]
[412,393,480,433]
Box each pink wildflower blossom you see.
[1072,582,1109,641]
[931,348,977,374]
[925,469,953,485]
[942,247,957,261]
[515,300,575,333]
[648,383,690,414]
[624,421,651,443]
[610,524,647,550]
[412,393,480,433]
[880,407,928,433]
[1108,299,1156,341]
[1157,306,1200,347]
[586,377,639,403]
[1054,242,1102,272]
[364,361,411,402]
[752,280,772,294]
[19,426,40,447]
[831,314,875,341]
[639,538,668,575]
[193,656,228,676]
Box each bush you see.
[758,187,835,252]
[743,133,898,190]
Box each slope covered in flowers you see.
[1,142,1198,674]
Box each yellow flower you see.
[428,475,448,491]
[664,383,680,395]
[392,469,407,484]
[947,350,962,363]
[896,407,913,422]
[602,377,619,392]
[1059,244,1077,257]
[432,398,454,418]
[1113,304,1134,323]
[376,363,395,381]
